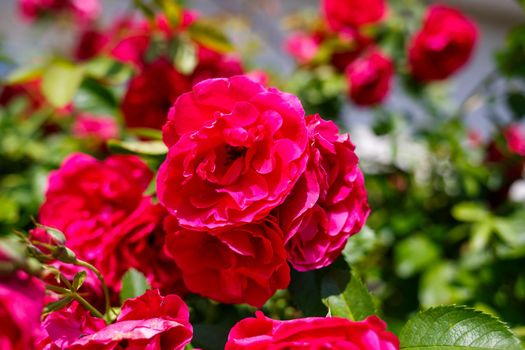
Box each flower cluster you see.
[75,13,244,130]
[157,75,369,306]
[285,1,477,106]
[18,0,100,23]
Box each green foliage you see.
[107,139,168,156]
[399,305,522,349]
[120,268,150,303]
[41,61,84,108]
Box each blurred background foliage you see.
[0,0,525,346]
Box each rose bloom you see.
[158,76,309,230]
[504,124,525,157]
[164,215,289,307]
[72,114,119,141]
[226,312,399,349]
[276,114,369,271]
[39,153,185,294]
[121,59,192,130]
[18,0,100,23]
[191,46,244,86]
[322,0,386,31]
[284,32,321,65]
[36,302,106,350]
[0,270,45,349]
[100,199,187,295]
[345,49,393,106]
[408,5,477,82]
[70,290,193,350]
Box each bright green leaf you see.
[452,202,489,222]
[174,40,198,74]
[6,64,44,84]
[108,139,168,156]
[41,61,84,108]
[188,22,234,53]
[72,270,87,291]
[321,268,376,321]
[120,268,150,303]
[399,305,522,350]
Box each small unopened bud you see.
[53,246,77,263]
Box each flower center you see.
[225,145,247,165]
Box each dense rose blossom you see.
[285,32,321,65]
[322,0,386,31]
[69,290,193,350]
[226,312,399,349]
[36,302,105,350]
[72,114,119,141]
[158,76,309,230]
[345,49,393,106]
[100,199,186,295]
[504,124,525,156]
[18,0,100,23]
[164,215,290,307]
[277,114,369,271]
[38,153,185,294]
[0,270,45,349]
[408,5,477,82]
[121,59,191,130]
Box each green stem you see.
[72,293,106,320]
[46,284,70,294]
[74,260,111,321]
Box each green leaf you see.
[394,235,440,278]
[120,268,150,303]
[288,269,326,317]
[174,39,198,75]
[5,64,44,84]
[399,305,522,350]
[452,202,489,222]
[44,295,74,313]
[108,139,168,156]
[41,61,84,108]
[35,223,66,245]
[188,22,234,53]
[507,91,525,119]
[72,270,87,292]
[322,268,376,321]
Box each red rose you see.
[226,312,399,349]
[504,124,525,156]
[100,199,186,295]
[277,115,369,271]
[322,0,386,31]
[164,215,290,307]
[39,153,185,294]
[18,0,100,23]
[158,76,309,230]
[0,270,45,349]
[74,29,110,61]
[69,290,193,350]
[37,302,105,350]
[408,5,477,82]
[121,59,191,130]
[191,46,244,86]
[345,49,393,106]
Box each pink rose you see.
[37,302,105,350]
[504,124,525,156]
[164,215,290,307]
[285,32,321,65]
[345,49,393,106]
[0,270,45,349]
[277,114,369,271]
[158,76,309,230]
[408,5,477,82]
[69,290,193,350]
[18,0,100,23]
[226,312,399,349]
[322,0,386,31]
[72,114,119,141]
